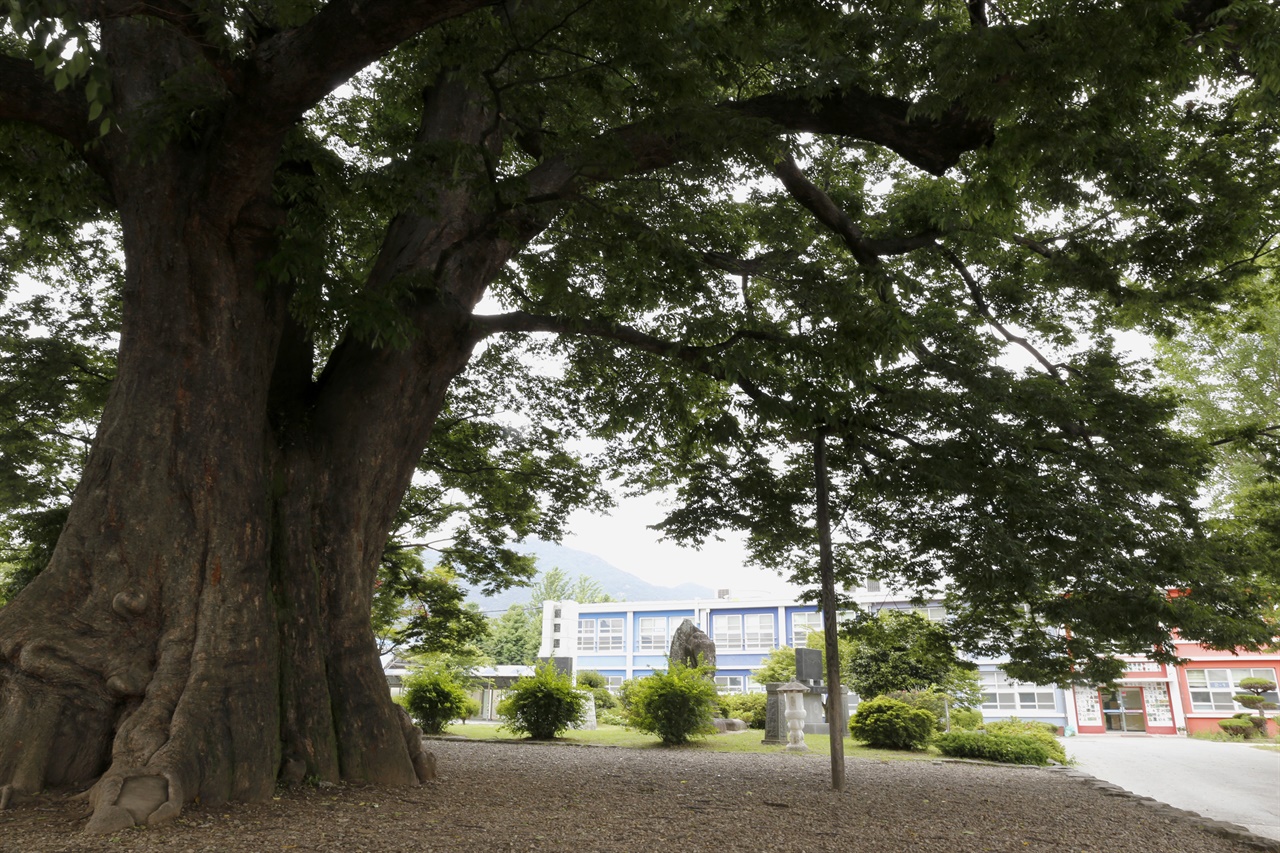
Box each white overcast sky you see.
[561,492,802,598]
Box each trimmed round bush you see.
[934,731,1055,765]
[402,666,472,735]
[1218,717,1255,737]
[628,662,719,745]
[498,662,586,739]
[949,707,984,730]
[849,696,935,750]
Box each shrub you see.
[848,696,935,750]
[950,707,984,730]
[576,670,607,690]
[935,731,1055,765]
[982,718,1066,763]
[628,662,720,745]
[718,692,768,729]
[402,666,473,735]
[1218,718,1255,737]
[592,686,618,711]
[498,662,586,739]
[618,679,640,714]
[597,710,629,727]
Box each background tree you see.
[843,611,974,701]
[370,550,488,660]
[1,0,1278,833]
[479,604,541,667]
[1156,286,1280,592]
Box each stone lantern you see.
[776,681,809,753]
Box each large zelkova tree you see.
[1,0,1278,833]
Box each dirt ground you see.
[1,738,1275,852]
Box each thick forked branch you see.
[192,0,499,222]
[234,0,499,133]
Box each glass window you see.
[865,579,881,593]
[1186,667,1278,713]
[598,618,624,651]
[980,669,1056,711]
[744,614,775,650]
[792,612,823,648]
[638,617,668,651]
[712,614,742,650]
[714,675,745,694]
[577,619,595,652]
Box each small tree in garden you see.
[498,662,585,740]
[628,663,720,745]
[402,665,473,735]
[1233,677,1278,733]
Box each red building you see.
[1068,644,1279,737]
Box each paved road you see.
[1064,734,1280,841]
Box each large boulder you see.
[669,619,717,670]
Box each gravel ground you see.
[1,738,1274,853]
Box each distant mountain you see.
[463,540,716,615]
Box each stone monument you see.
[668,619,716,669]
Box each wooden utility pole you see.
[814,429,846,792]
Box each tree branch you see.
[940,247,1063,380]
[1209,425,1280,448]
[234,0,498,134]
[516,83,993,205]
[773,155,941,266]
[0,56,96,150]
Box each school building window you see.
[577,620,595,652]
[712,614,743,649]
[715,675,745,693]
[597,618,624,651]
[638,617,682,651]
[980,669,1056,712]
[1186,668,1278,713]
[792,612,823,648]
[578,618,624,652]
[744,614,775,650]
[713,613,775,651]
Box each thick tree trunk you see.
[0,164,463,833]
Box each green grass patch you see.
[440,722,938,760]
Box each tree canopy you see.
[1,0,1278,829]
